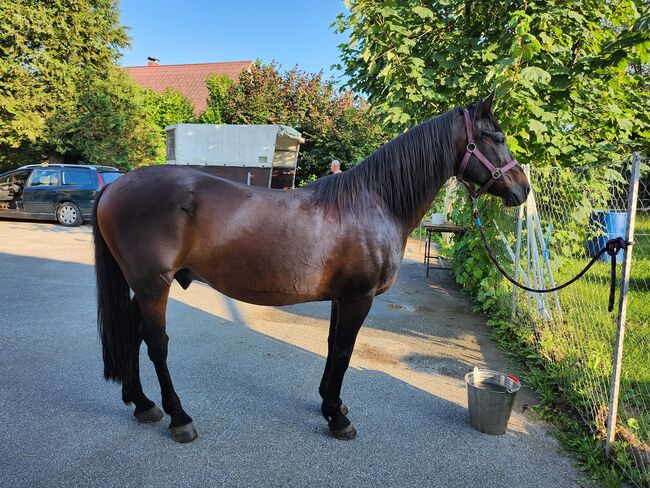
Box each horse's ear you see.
[476,91,495,117]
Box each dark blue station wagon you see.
[0,164,122,226]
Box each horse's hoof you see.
[170,422,198,443]
[340,403,349,416]
[134,406,164,423]
[329,424,357,440]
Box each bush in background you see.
[215,61,386,184]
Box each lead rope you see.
[472,206,633,312]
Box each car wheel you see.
[56,202,83,227]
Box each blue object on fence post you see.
[586,211,628,263]
[543,223,553,262]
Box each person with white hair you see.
[330,159,342,174]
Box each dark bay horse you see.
[93,95,530,443]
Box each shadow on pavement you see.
[0,252,580,488]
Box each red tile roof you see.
[125,61,252,115]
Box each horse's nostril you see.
[525,184,531,196]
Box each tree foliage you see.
[47,69,163,169]
[0,1,197,171]
[223,62,386,182]
[143,88,196,132]
[141,87,196,162]
[335,0,649,166]
[200,74,233,124]
[0,0,128,151]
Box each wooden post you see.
[605,152,641,457]
[494,220,532,287]
[527,188,549,320]
[528,186,563,319]
[511,166,526,321]
[526,201,534,313]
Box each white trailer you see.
[165,124,303,189]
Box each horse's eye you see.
[493,133,505,144]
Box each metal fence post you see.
[605,152,641,457]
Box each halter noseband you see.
[457,108,518,198]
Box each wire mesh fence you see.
[476,154,650,485]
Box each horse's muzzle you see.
[504,184,530,207]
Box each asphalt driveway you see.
[0,219,582,487]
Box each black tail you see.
[93,188,140,383]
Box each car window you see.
[100,172,121,185]
[29,169,61,187]
[62,170,93,186]
[0,171,30,187]
[12,171,30,186]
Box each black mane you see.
[307,107,463,222]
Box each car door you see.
[8,170,31,212]
[22,168,62,216]
[0,170,32,214]
[13,171,31,210]
[0,173,14,204]
[61,168,96,216]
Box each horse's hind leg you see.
[122,297,163,423]
[321,295,373,440]
[137,288,197,443]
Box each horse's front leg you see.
[319,301,349,416]
[319,301,338,397]
[321,295,374,440]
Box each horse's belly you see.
[191,253,328,306]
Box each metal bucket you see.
[465,368,521,435]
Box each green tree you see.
[335,0,649,165]
[224,61,386,182]
[200,74,233,124]
[140,87,196,162]
[225,62,290,124]
[0,0,128,159]
[143,88,196,132]
[0,1,187,171]
[46,69,161,170]
[336,0,649,285]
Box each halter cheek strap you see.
[457,108,518,198]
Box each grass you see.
[488,312,635,487]
[504,212,650,485]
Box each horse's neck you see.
[401,174,452,234]
[370,116,460,235]
[391,151,456,235]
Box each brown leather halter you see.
[457,108,519,198]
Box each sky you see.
[118,0,349,82]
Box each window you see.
[99,172,121,185]
[12,171,30,187]
[166,129,176,161]
[0,171,29,188]
[62,170,93,186]
[29,169,60,186]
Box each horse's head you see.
[456,93,530,207]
